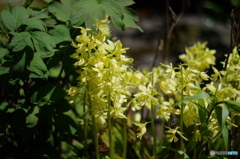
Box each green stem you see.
[151,71,157,158]
[151,102,157,158]
[22,0,34,8]
[87,83,100,159]
[123,108,127,159]
[193,122,197,159]
[83,90,88,157]
[180,65,184,151]
[107,91,114,159]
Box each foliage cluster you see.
[1,0,240,159]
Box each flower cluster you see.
[67,19,156,139]
[67,19,133,121]
[179,42,216,71]
[158,43,240,143]
[67,18,240,154]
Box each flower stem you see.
[193,122,197,159]
[107,91,114,159]
[87,83,100,159]
[151,102,157,158]
[180,65,184,151]
[151,71,157,158]
[83,90,88,157]
[123,107,127,159]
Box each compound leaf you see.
[0,6,29,32]
[24,18,46,32]
[48,0,77,22]
[73,0,141,30]
[12,6,29,28]
[1,10,16,32]
[12,47,34,72]
[74,0,123,29]
[28,53,48,78]
[31,31,55,58]
[48,25,71,44]
[9,32,31,52]
[30,83,66,106]
[123,8,142,31]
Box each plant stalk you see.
[83,90,88,157]
[193,122,197,159]
[107,91,114,159]
[151,71,157,158]
[87,83,100,159]
[180,65,184,151]
[123,107,127,159]
[151,102,157,158]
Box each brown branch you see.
[151,0,188,68]
[164,0,187,63]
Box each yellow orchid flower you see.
[165,126,188,142]
[133,122,149,139]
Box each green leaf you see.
[0,6,29,32]
[161,146,190,159]
[0,47,8,59]
[26,106,39,128]
[101,0,124,30]
[12,6,29,27]
[30,83,66,106]
[214,104,229,150]
[0,67,9,75]
[43,0,53,3]
[44,18,57,27]
[28,53,48,78]
[74,0,123,29]
[9,32,31,52]
[73,0,141,30]
[31,31,55,58]
[28,9,49,20]
[225,100,240,112]
[1,10,16,32]
[196,85,207,123]
[172,93,211,107]
[52,113,78,138]
[12,47,34,72]
[122,8,142,32]
[12,51,26,72]
[24,18,46,31]
[114,0,135,6]
[48,0,77,22]
[21,0,34,8]
[48,25,71,44]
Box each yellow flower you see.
[179,42,216,71]
[67,86,79,96]
[134,84,158,108]
[110,95,127,119]
[110,106,127,119]
[183,111,199,127]
[157,99,180,120]
[165,126,188,142]
[194,130,201,141]
[133,122,149,139]
[159,78,177,94]
[94,18,110,35]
